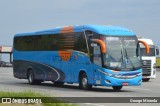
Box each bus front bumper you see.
[94,69,142,86]
[100,75,142,86]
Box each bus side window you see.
[14,37,22,51]
[93,45,102,67]
[74,32,88,53]
[34,34,59,51]
[16,36,34,51]
[58,33,74,50]
[85,30,93,42]
[52,37,58,50]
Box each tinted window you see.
[14,34,59,51]
[14,32,88,53]
[14,36,35,51]
[74,32,88,53]
[35,34,59,51]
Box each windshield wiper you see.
[112,49,123,71]
[124,49,136,70]
[121,49,124,63]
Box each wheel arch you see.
[78,70,87,83]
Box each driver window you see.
[85,30,100,62]
[93,45,102,67]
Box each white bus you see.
[139,38,159,81]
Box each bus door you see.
[69,31,91,83]
[92,44,103,84]
[85,30,101,84]
[85,31,105,85]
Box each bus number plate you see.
[122,82,129,86]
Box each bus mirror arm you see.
[138,40,150,54]
[90,39,106,54]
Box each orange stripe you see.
[58,51,72,61]
[138,40,150,54]
[60,26,74,33]
[58,26,74,61]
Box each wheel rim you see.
[28,73,33,83]
[82,77,87,88]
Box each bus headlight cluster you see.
[136,72,142,76]
[114,72,142,79]
[114,75,136,79]
[153,69,156,75]
[97,69,142,79]
[97,69,113,77]
[143,61,147,65]
[153,63,156,69]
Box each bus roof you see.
[14,25,136,37]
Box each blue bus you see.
[13,25,150,90]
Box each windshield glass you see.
[103,36,141,71]
[140,45,155,56]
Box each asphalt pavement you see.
[0,67,160,106]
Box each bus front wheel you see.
[143,78,150,82]
[79,73,92,90]
[112,86,122,91]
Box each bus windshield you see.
[103,36,141,71]
[140,45,155,56]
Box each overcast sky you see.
[0,0,160,60]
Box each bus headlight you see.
[97,69,113,76]
[136,72,142,76]
[153,69,156,75]
[143,60,147,65]
[153,63,156,69]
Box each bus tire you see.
[112,86,122,91]
[79,73,92,90]
[143,78,150,82]
[28,70,36,85]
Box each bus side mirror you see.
[156,46,159,55]
[90,39,106,54]
[138,40,150,54]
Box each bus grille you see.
[142,60,151,76]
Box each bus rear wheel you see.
[79,73,92,90]
[28,70,41,85]
[28,70,36,85]
[112,86,122,91]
